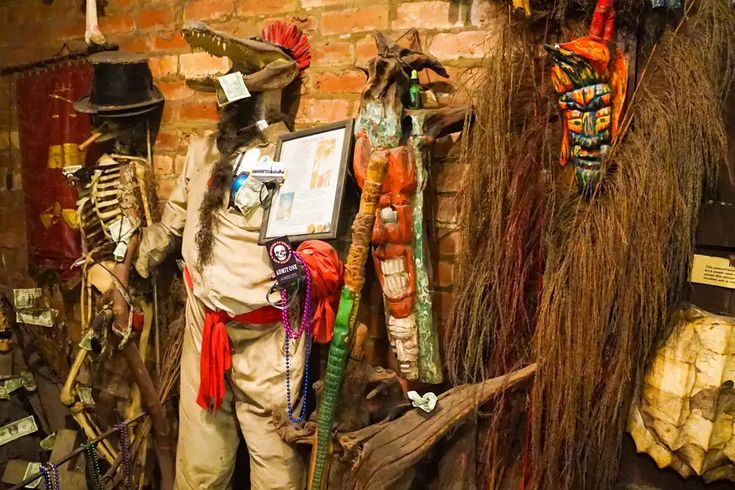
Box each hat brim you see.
[73,87,164,117]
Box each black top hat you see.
[74,51,164,118]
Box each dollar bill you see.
[76,385,95,407]
[23,462,41,488]
[39,433,56,451]
[0,416,38,447]
[0,377,22,400]
[16,309,57,328]
[13,288,57,327]
[12,289,43,310]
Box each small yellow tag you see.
[690,254,735,289]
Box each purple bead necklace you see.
[115,422,133,489]
[281,251,312,424]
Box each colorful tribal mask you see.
[545,0,628,196]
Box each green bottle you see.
[408,69,422,109]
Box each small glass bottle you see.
[408,69,422,109]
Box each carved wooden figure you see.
[353,31,466,383]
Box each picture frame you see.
[259,119,355,244]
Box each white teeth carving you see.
[380,258,409,299]
[387,314,419,380]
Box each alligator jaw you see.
[181,21,288,72]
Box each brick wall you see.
[0,0,496,353]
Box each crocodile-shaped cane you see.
[310,151,388,489]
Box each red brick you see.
[151,33,189,51]
[110,0,135,10]
[312,41,353,66]
[179,52,231,77]
[470,1,503,28]
[356,35,379,61]
[438,231,460,255]
[155,131,181,151]
[156,176,178,200]
[184,0,235,21]
[301,0,344,7]
[311,70,365,94]
[433,291,455,321]
[136,8,175,29]
[179,99,219,121]
[58,19,85,40]
[149,55,179,78]
[435,195,459,224]
[429,31,494,60]
[99,14,135,34]
[435,163,465,193]
[236,0,297,14]
[393,2,462,30]
[322,6,388,35]
[161,101,178,124]
[434,260,455,287]
[296,98,353,124]
[117,36,147,52]
[174,154,187,174]
[153,154,174,175]
[158,81,196,101]
[260,16,318,34]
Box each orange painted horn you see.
[589,0,615,41]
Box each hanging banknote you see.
[0,416,38,447]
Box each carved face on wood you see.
[545,0,627,196]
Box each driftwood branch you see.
[341,363,537,489]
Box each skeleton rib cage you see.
[77,154,151,260]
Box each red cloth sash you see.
[183,266,281,412]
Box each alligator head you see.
[181,21,301,93]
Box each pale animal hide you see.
[628,305,735,483]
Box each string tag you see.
[217,72,251,106]
[265,237,300,287]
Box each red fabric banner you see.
[16,61,95,279]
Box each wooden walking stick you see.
[309,151,389,489]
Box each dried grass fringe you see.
[445,1,735,489]
[444,11,552,487]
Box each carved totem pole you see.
[310,31,467,489]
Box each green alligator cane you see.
[309,151,389,489]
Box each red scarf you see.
[297,241,344,344]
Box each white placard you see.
[264,126,347,239]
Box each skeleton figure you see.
[545,0,627,196]
[77,154,150,263]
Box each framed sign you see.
[259,119,354,243]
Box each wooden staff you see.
[309,150,389,489]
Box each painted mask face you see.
[545,0,628,197]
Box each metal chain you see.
[81,441,103,490]
[115,423,133,490]
[39,463,60,490]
